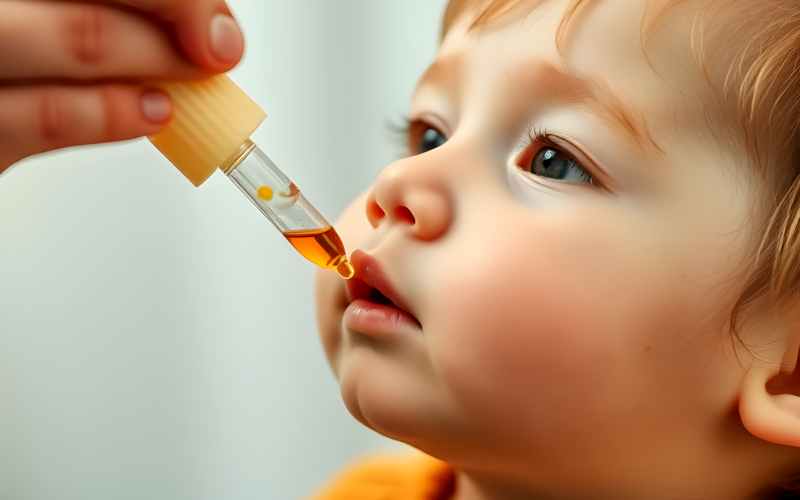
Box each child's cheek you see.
[427,204,698,446]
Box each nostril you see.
[368,201,385,220]
[395,206,416,224]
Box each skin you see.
[0,0,243,171]
[316,0,800,498]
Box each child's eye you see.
[400,118,448,156]
[416,127,447,155]
[517,127,598,187]
[528,147,593,184]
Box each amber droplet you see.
[257,186,274,201]
[337,260,355,280]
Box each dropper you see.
[148,75,354,279]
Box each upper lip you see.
[345,250,417,320]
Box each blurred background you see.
[0,1,447,498]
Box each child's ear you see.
[740,331,800,447]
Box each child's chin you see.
[337,352,452,444]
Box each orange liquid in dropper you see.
[283,226,354,279]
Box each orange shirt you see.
[306,453,455,500]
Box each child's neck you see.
[453,469,554,500]
[450,457,775,500]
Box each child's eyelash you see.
[523,125,581,165]
[387,116,412,155]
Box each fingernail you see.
[141,90,172,123]
[209,13,244,64]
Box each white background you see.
[0,1,447,498]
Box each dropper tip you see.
[336,259,355,280]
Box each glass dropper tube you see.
[220,139,354,279]
[147,74,353,278]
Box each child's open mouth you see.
[343,251,421,335]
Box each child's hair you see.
[443,0,800,497]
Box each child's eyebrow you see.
[537,63,664,155]
[416,56,463,103]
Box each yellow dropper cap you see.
[148,74,267,187]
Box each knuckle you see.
[64,4,109,65]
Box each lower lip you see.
[343,299,422,338]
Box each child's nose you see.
[366,155,453,241]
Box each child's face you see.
[316,0,764,492]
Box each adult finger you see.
[0,84,172,172]
[112,0,245,73]
[0,1,205,80]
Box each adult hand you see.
[0,0,245,172]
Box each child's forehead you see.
[424,0,734,162]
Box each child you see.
[312,0,800,498]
